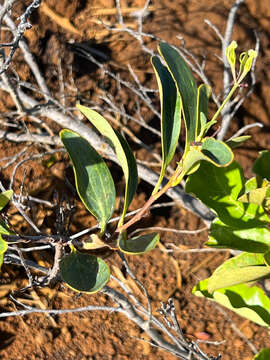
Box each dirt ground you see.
[0,0,270,359]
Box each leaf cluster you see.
[58,42,239,294]
[188,153,270,330]
[1,41,267,359]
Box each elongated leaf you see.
[60,251,110,293]
[215,252,266,270]
[0,190,13,211]
[60,129,115,234]
[208,267,270,292]
[186,161,270,227]
[226,135,251,149]
[253,348,270,359]
[196,84,211,140]
[151,56,181,192]
[193,280,270,327]
[118,233,160,255]
[253,150,270,181]
[0,235,8,270]
[158,42,197,147]
[208,218,270,253]
[208,252,270,292]
[76,104,137,226]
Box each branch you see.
[0,80,213,225]
[217,0,245,140]
[0,0,43,75]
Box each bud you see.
[225,40,237,82]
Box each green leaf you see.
[158,42,197,148]
[60,129,115,234]
[253,348,270,359]
[186,161,270,227]
[0,190,13,211]
[226,135,251,149]
[76,104,137,226]
[225,40,237,82]
[151,56,181,192]
[253,150,270,181]
[238,186,270,207]
[60,251,110,293]
[182,138,233,174]
[208,218,270,253]
[244,177,269,193]
[0,235,8,270]
[201,138,233,166]
[238,49,258,83]
[0,218,12,235]
[208,252,270,292]
[118,233,160,255]
[264,250,270,267]
[208,266,270,291]
[193,279,270,328]
[196,84,211,140]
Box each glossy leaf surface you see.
[193,279,270,328]
[158,42,197,146]
[118,233,160,255]
[151,56,181,191]
[76,104,137,226]
[186,161,270,227]
[60,251,110,293]
[60,129,115,233]
[208,252,270,292]
[207,218,270,253]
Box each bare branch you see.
[0,0,42,75]
[217,0,245,140]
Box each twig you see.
[4,252,49,273]
[227,122,263,140]
[0,0,16,26]
[0,304,120,318]
[214,304,258,355]
[0,0,42,75]
[2,5,50,98]
[129,226,208,237]
[217,0,245,140]
[0,79,213,224]
[118,251,153,326]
